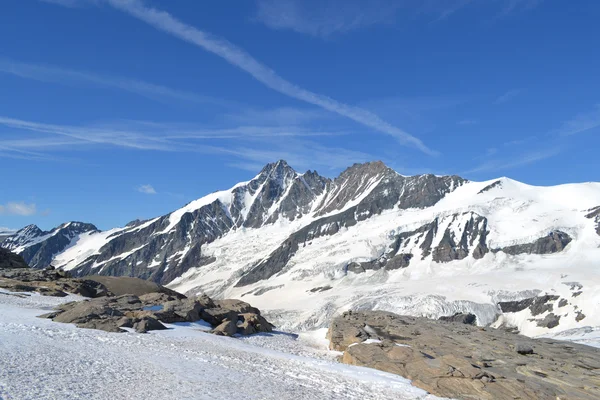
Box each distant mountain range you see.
[3,160,600,337]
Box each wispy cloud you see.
[557,105,600,136]
[494,89,522,104]
[0,59,230,107]
[458,119,477,125]
[137,184,157,194]
[464,147,560,175]
[254,0,401,37]
[0,201,37,216]
[255,0,546,34]
[0,116,373,172]
[99,0,435,155]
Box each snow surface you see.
[0,290,442,400]
[170,177,600,337]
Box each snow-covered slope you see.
[0,290,439,400]
[3,161,600,338]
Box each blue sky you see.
[1,0,599,230]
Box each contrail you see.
[105,0,437,155]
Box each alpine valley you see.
[3,160,600,340]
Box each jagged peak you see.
[335,160,395,182]
[16,224,42,234]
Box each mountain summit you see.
[2,160,600,336]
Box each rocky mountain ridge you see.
[3,160,600,338]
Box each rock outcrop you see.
[0,266,109,298]
[586,206,600,236]
[0,248,29,269]
[328,310,600,400]
[1,266,272,337]
[495,230,572,255]
[40,293,273,336]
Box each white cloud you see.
[103,0,435,155]
[557,105,600,136]
[254,0,401,37]
[137,184,157,194]
[0,202,37,216]
[494,89,522,104]
[0,59,228,107]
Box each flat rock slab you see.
[328,310,600,400]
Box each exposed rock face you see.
[498,295,560,316]
[586,206,600,236]
[2,222,98,269]
[328,310,600,400]
[496,230,572,255]
[236,169,466,286]
[477,180,502,194]
[0,248,29,269]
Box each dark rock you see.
[536,313,560,329]
[576,311,586,322]
[237,313,274,335]
[0,248,29,269]
[201,308,239,326]
[77,318,125,333]
[133,317,167,333]
[497,231,572,255]
[478,180,502,194]
[515,343,534,355]
[84,276,183,298]
[308,285,333,293]
[211,320,237,336]
[558,299,568,308]
[439,313,477,325]
[498,295,559,316]
[214,299,260,315]
[69,279,110,298]
[384,253,413,270]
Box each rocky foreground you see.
[328,311,600,400]
[0,250,273,337]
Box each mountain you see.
[3,160,600,338]
[0,227,16,242]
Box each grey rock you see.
[133,317,167,333]
[477,180,502,194]
[515,343,534,355]
[0,248,29,269]
[329,310,600,400]
[586,206,600,236]
[438,312,477,325]
[498,295,559,316]
[237,313,274,335]
[496,230,572,255]
[211,319,237,336]
[536,313,561,328]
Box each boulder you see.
[201,308,239,326]
[133,317,167,333]
[438,312,477,325]
[212,320,237,336]
[53,299,123,325]
[214,299,260,315]
[237,313,274,335]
